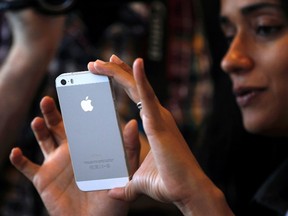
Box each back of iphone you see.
[55,71,129,191]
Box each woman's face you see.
[220,0,288,135]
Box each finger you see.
[133,59,199,174]
[133,58,162,126]
[9,147,39,182]
[108,181,139,202]
[109,152,154,202]
[109,54,133,75]
[87,60,140,103]
[122,119,140,176]
[109,119,142,202]
[31,117,57,158]
[40,96,66,144]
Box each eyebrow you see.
[219,2,282,25]
[241,2,281,15]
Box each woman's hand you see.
[10,96,140,216]
[88,55,234,216]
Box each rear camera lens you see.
[61,79,67,85]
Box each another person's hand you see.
[0,9,66,166]
[5,9,65,58]
[10,96,140,216]
[88,55,234,216]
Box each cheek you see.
[261,41,288,103]
[268,46,288,101]
[245,75,288,135]
[272,75,288,120]
[242,57,288,134]
[260,35,288,71]
[241,93,288,135]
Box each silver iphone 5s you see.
[55,71,129,191]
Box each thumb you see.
[108,119,141,201]
[9,147,39,182]
[122,119,140,175]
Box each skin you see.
[9,56,149,216]
[0,9,65,167]
[10,55,234,216]
[89,55,234,216]
[10,96,140,216]
[220,0,288,136]
[9,0,288,215]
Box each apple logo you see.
[81,96,93,112]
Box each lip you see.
[233,87,266,107]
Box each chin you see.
[244,123,264,135]
[241,109,288,136]
[243,120,287,137]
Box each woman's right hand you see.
[10,96,140,216]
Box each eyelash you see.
[256,25,283,36]
[223,24,283,45]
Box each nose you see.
[221,35,254,74]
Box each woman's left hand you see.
[88,55,233,216]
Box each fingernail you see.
[96,59,106,64]
[111,54,123,64]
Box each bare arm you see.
[0,9,65,166]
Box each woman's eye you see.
[256,25,283,36]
